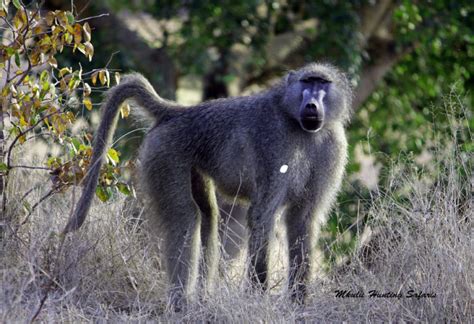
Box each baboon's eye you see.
[317,77,331,84]
[301,76,331,84]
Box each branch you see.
[353,41,416,109]
[76,13,109,23]
[358,0,395,44]
[234,18,319,89]
[20,187,58,226]
[6,111,62,169]
[9,165,51,171]
[13,7,36,86]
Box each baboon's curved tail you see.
[63,74,176,233]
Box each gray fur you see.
[64,63,352,305]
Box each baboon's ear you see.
[286,71,297,85]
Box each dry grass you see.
[1,98,472,322]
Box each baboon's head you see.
[283,63,352,132]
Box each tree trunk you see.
[203,49,230,100]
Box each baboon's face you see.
[298,75,330,132]
[284,65,350,132]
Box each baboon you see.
[64,63,352,305]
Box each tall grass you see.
[1,95,471,322]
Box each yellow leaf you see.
[75,43,84,54]
[65,32,73,44]
[66,24,74,34]
[13,12,23,29]
[83,22,91,42]
[91,71,98,85]
[73,23,82,44]
[0,2,7,16]
[59,78,67,91]
[120,103,130,119]
[39,34,51,46]
[58,41,64,53]
[33,23,43,32]
[83,41,94,61]
[105,69,110,87]
[45,11,55,26]
[114,72,121,85]
[57,11,68,27]
[83,97,92,110]
[83,82,91,96]
[99,70,106,86]
[13,8,27,29]
[48,56,57,68]
[9,84,17,95]
[68,76,80,90]
[59,67,71,77]
[12,103,20,113]
[19,114,28,126]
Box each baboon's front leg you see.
[285,203,312,302]
[246,198,280,289]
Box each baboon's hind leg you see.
[144,164,201,306]
[191,169,219,288]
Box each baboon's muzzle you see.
[300,100,324,132]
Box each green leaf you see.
[5,47,14,57]
[14,52,20,67]
[40,70,48,83]
[12,0,21,10]
[95,186,110,202]
[71,138,81,151]
[117,182,131,196]
[107,148,120,165]
[66,12,75,25]
[0,162,8,172]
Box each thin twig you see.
[6,111,63,169]
[19,183,42,202]
[105,51,120,69]
[9,165,50,171]
[29,232,67,323]
[29,292,48,323]
[14,8,40,86]
[20,187,57,226]
[77,0,93,17]
[0,16,16,36]
[76,13,109,23]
